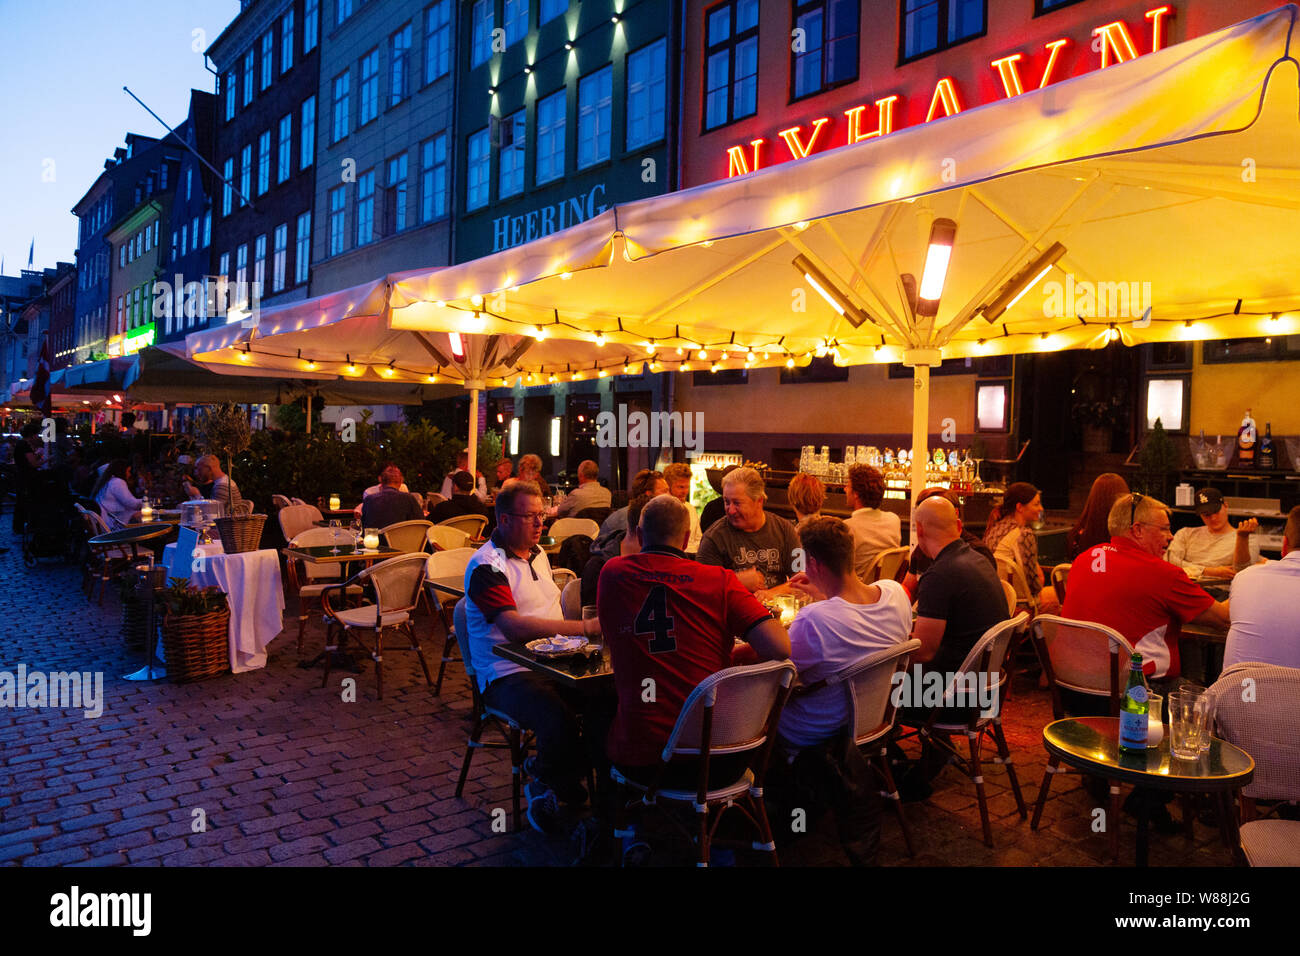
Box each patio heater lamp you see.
[915,218,957,317]
[981,241,1067,323]
[791,255,868,327]
[448,331,466,362]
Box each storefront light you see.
[509,417,520,455]
[550,417,561,457]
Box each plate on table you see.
[526,636,590,658]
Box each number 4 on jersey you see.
[634,584,677,653]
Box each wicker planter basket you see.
[161,605,231,684]
[215,514,267,554]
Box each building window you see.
[471,0,494,66]
[295,212,311,284]
[379,153,406,237]
[420,133,448,223]
[219,252,230,280]
[535,88,566,184]
[224,71,236,120]
[504,0,529,46]
[203,211,211,247]
[540,0,566,25]
[222,159,234,215]
[332,71,350,143]
[304,0,319,53]
[116,296,123,336]
[577,66,612,169]
[242,50,255,105]
[186,167,193,201]
[390,23,412,106]
[261,31,274,90]
[359,49,379,126]
[301,95,316,168]
[119,245,126,268]
[180,226,187,257]
[1035,0,1083,12]
[498,109,526,198]
[792,0,858,98]
[901,0,985,61]
[236,244,248,289]
[273,224,288,293]
[192,216,200,252]
[253,234,266,295]
[424,1,451,82]
[281,9,294,73]
[240,145,251,205]
[356,170,375,246]
[337,0,353,27]
[704,0,759,131]
[627,39,667,150]
[257,130,271,195]
[329,186,347,255]
[467,127,490,210]
[278,113,293,183]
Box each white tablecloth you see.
[161,542,285,673]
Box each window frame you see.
[898,0,987,65]
[789,0,860,103]
[272,223,288,293]
[1034,0,1085,15]
[281,9,295,73]
[534,87,566,186]
[261,30,274,90]
[576,64,613,170]
[301,95,316,169]
[304,0,319,53]
[358,48,380,127]
[423,0,452,84]
[331,70,351,143]
[471,0,495,67]
[328,185,348,256]
[295,212,312,285]
[257,129,272,195]
[498,108,527,198]
[356,168,376,247]
[626,38,668,151]
[420,133,449,223]
[277,113,293,184]
[390,23,412,107]
[702,0,760,133]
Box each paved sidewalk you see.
[0,521,1237,867]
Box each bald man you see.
[910,496,1009,677]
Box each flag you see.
[28,238,34,268]
[30,330,53,417]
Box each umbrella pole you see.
[305,395,312,434]
[910,362,930,528]
[467,387,480,479]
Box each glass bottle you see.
[1118,653,1150,753]
[1236,409,1257,466]
[1258,422,1276,469]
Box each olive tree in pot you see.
[194,403,264,552]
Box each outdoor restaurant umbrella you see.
[191,7,1300,506]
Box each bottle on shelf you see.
[1118,653,1149,753]
[1258,422,1276,470]
[1237,408,1257,466]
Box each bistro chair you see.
[425,492,447,509]
[1209,663,1300,824]
[285,528,365,655]
[551,566,578,590]
[271,494,293,510]
[439,513,488,540]
[453,599,535,831]
[1050,563,1071,603]
[320,553,433,699]
[427,524,470,552]
[290,497,309,507]
[550,517,600,545]
[896,612,1030,848]
[76,504,133,605]
[381,519,433,554]
[826,639,923,856]
[997,556,1039,616]
[279,503,323,543]
[1000,580,1018,617]
[560,579,582,620]
[1240,820,1300,867]
[425,547,475,695]
[232,499,255,517]
[861,546,910,584]
[611,660,796,867]
[1028,614,1136,862]
[575,506,612,526]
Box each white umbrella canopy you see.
[379,6,1300,503]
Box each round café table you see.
[1034,716,1254,866]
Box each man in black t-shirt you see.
[431,470,491,524]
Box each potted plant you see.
[1136,418,1179,502]
[158,578,231,684]
[195,403,264,552]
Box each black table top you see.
[89,525,174,546]
[1042,717,1253,792]
[493,641,614,690]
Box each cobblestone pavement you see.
[0,521,1237,867]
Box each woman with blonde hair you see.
[787,472,826,523]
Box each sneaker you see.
[622,840,653,867]
[524,781,562,835]
[522,755,587,806]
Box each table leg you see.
[1216,789,1242,858]
[1135,797,1149,867]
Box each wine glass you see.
[350,516,362,550]
[329,519,342,555]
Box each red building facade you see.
[679,0,1282,187]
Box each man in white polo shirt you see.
[1225,506,1300,670]
[463,479,600,834]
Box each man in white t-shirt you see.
[662,462,702,552]
[1225,506,1300,670]
[1166,487,1261,580]
[843,464,901,582]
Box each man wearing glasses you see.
[462,479,602,834]
[1062,493,1230,689]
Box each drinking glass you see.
[329,519,342,555]
[1180,683,1213,753]
[350,517,362,550]
[581,605,602,655]
[1146,694,1164,748]
[1169,690,1210,759]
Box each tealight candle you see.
[363,528,380,550]
[329,494,341,511]
[140,502,153,522]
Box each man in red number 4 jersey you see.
[598,494,790,785]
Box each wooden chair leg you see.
[373,630,384,700]
[750,793,780,867]
[409,623,434,688]
[1110,785,1122,863]
[455,720,483,798]
[321,624,342,689]
[508,728,524,831]
[1030,755,1059,830]
[876,746,916,856]
[991,720,1027,818]
[697,805,711,867]
[966,731,994,848]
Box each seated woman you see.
[1067,472,1129,561]
[92,459,143,530]
[787,472,826,524]
[983,481,1060,614]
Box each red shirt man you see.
[598,494,789,769]
[1062,493,1228,681]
